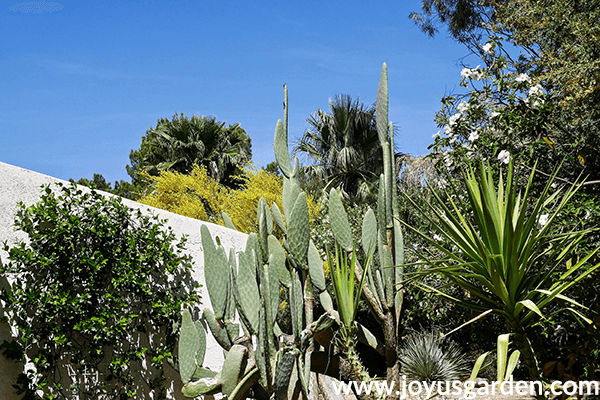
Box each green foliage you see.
[468,334,521,391]
[496,0,600,129]
[398,330,469,383]
[127,113,252,189]
[327,242,370,330]
[263,161,281,175]
[417,0,600,222]
[412,0,600,371]
[409,0,487,42]
[405,160,600,380]
[0,182,200,398]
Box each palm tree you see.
[293,95,385,202]
[128,113,252,188]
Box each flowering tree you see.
[429,44,553,172]
[417,0,600,185]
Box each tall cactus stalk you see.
[328,63,404,399]
[314,63,404,399]
[376,63,403,397]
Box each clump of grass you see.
[399,330,469,383]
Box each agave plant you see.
[398,330,469,383]
[325,234,374,383]
[405,160,600,381]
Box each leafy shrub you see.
[399,330,469,383]
[139,165,320,233]
[0,183,200,399]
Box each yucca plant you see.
[405,160,600,381]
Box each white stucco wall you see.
[0,161,248,399]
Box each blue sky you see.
[2,0,474,184]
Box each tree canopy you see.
[413,0,600,186]
[127,113,252,189]
[293,95,388,202]
[70,173,138,200]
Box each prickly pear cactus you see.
[177,65,406,400]
[176,84,340,400]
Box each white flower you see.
[461,65,481,79]
[482,43,494,55]
[432,131,441,139]
[528,84,545,107]
[456,101,469,114]
[515,73,531,83]
[490,111,500,119]
[471,70,484,80]
[468,129,480,142]
[538,214,549,228]
[443,125,452,136]
[443,152,453,168]
[528,84,544,96]
[433,234,443,242]
[448,113,461,126]
[497,150,510,164]
[470,66,483,80]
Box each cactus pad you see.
[194,321,206,367]
[179,309,201,384]
[271,202,287,235]
[274,119,292,178]
[361,208,377,257]
[204,308,232,350]
[308,240,326,292]
[376,62,389,144]
[275,347,299,399]
[235,250,260,335]
[328,188,353,252]
[268,235,290,288]
[201,225,229,320]
[182,376,221,398]
[221,344,248,397]
[288,192,310,266]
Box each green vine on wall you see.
[0,182,201,399]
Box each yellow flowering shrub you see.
[139,165,225,222]
[139,165,320,234]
